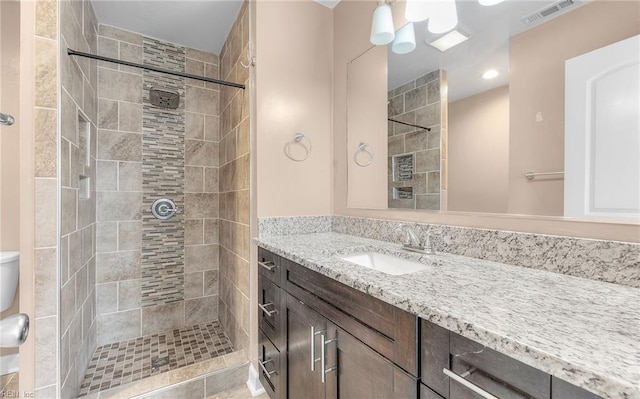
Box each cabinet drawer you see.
[420,384,445,399]
[259,330,283,399]
[421,320,450,397]
[284,258,419,376]
[258,247,282,287]
[421,320,551,399]
[259,275,285,350]
[551,377,603,399]
[449,333,550,399]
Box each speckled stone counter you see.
[253,232,640,399]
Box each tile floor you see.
[211,385,270,399]
[78,320,234,397]
[0,372,19,394]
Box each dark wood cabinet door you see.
[286,293,327,399]
[333,324,418,399]
[259,330,283,399]
[259,275,285,349]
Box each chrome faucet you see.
[398,224,436,255]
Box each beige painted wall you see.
[448,85,509,213]
[0,0,20,252]
[0,0,21,359]
[346,44,387,209]
[255,0,333,217]
[333,0,379,216]
[508,0,640,216]
[332,0,639,242]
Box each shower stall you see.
[53,0,253,397]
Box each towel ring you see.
[284,133,311,162]
[354,143,374,167]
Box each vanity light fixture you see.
[479,0,506,5]
[428,29,469,51]
[428,0,459,34]
[482,69,499,79]
[370,2,395,45]
[405,0,434,22]
[392,23,417,54]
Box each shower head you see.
[149,87,180,109]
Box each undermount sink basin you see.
[340,252,431,275]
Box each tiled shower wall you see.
[388,70,448,210]
[94,24,220,346]
[219,2,251,352]
[59,0,99,398]
[32,0,59,397]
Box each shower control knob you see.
[152,198,178,220]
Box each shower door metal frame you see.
[67,49,246,90]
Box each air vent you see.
[521,0,586,26]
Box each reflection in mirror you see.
[388,70,446,210]
[347,0,640,220]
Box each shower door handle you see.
[0,112,15,126]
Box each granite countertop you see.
[253,232,640,399]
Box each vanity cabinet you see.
[258,247,603,399]
[258,248,418,399]
[258,248,286,399]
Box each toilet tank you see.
[0,252,19,312]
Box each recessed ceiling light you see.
[482,69,499,79]
[428,30,469,52]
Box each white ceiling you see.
[91,0,244,54]
[388,0,585,101]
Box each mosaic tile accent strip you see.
[395,155,413,181]
[77,321,234,397]
[395,187,413,199]
[141,37,187,306]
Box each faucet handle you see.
[424,226,436,254]
[396,224,410,245]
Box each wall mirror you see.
[346,0,640,221]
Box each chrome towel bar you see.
[524,171,564,180]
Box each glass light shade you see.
[370,4,395,45]
[392,23,416,54]
[478,0,505,5]
[428,0,458,34]
[405,0,433,22]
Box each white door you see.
[564,35,640,221]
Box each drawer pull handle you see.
[320,334,337,383]
[259,261,277,271]
[259,357,277,376]
[310,326,323,371]
[258,302,278,317]
[443,368,499,399]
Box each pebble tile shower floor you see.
[77,320,234,397]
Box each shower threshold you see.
[77,320,238,398]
